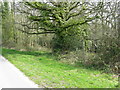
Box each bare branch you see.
[17,28,55,35]
[15,22,54,32]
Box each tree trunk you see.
[118,2,120,40]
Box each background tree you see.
[16,1,99,52]
[1,1,119,73]
[1,1,16,48]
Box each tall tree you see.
[0,2,2,54]
[17,1,99,51]
[2,1,16,47]
[118,1,120,41]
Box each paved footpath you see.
[0,55,38,89]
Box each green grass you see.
[2,48,118,88]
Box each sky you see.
[0,0,120,2]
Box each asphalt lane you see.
[0,55,38,89]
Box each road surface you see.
[0,55,38,89]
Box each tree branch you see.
[69,2,80,11]
[17,28,55,35]
[64,17,96,29]
[16,22,54,32]
[66,9,86,21]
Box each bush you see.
[96,36,120,73]
[59,50,97,66]
[59,35,120,73]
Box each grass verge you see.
[2,48,118,88]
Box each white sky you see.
[0,0,120,2]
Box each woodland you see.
[0,1,120,88]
